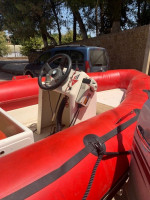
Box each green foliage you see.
[9,35,21,45]
[0,0,59,46]
[52,31,82,44]
[62,31,82,44]
[1,0,150,48]
[0,32,10,56]
[20,36,43,56]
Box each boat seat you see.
[0,108,34,157]
[0,130,6,140]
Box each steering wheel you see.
[38,54,72,90]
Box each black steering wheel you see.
[38,54,72,90]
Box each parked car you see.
[24,45,109,77]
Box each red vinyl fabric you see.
[0,70,150,200]
[0,78,39,110]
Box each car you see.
[24,45,109,77]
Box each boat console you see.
[37,54,98,134]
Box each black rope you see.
[82,149,132,200]
[82,155,103,200]
[56,96,68,132]
[69,104,82,127]
[48,91,54,117]
[52,93,62,122]
[48,92,62,134]
[54,94,62,115]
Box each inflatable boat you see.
[0,54,150,200]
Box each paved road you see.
[0,72,14,81]
[0,59,28,66]
[0,59,28,75]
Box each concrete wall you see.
[4,45,24,57]
[72,25,150,73]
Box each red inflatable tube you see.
[0,70,150,200]
[0,69,146,111]
[0,78,39,110]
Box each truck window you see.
[54,50,84,71]
[69,50,84,71]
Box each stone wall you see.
[71,25,150,73]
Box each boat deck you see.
[7,89,124,142]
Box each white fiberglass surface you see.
[97,89,126,108]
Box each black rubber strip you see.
[2,109,140,200]
[99,109,140,143]
[2,148,90,200]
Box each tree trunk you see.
[99,1,105,34]
[41,32,48,48]
[39,24,57,47]
[137,0,141,26]
[46,32,57,46]
[50,0,62,45]
[95,0,100,36]
[109,0,122,33]
[71,9,88,40]
[111,21,120,33]
[73,14,76,42]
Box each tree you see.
[50,0,62,45]
[0,0,149,51]
[0,31,10,56]
[62,30,82,43]
[0,14,4,31]
[137,0,150,25]
[52,31,82,44]
[20,36,43,56]
[108,0,122,33]
[65,0,88,39]
[0,0,64,47]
